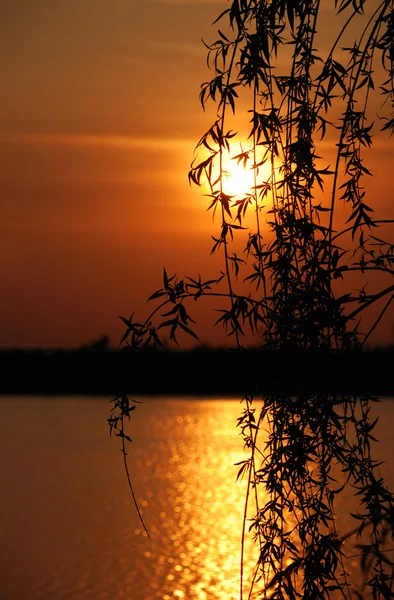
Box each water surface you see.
[0,396,393,599]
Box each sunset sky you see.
[1,0,394,348]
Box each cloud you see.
[2,131,392,158]
[0,132,194,152]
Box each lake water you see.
[0,396,393,600]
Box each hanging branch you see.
[112,1,394,598]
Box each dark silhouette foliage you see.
[110,1,394,597]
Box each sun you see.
[221,151,255,198]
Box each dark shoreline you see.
[1,346,394,396]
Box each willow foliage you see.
[110,1,394,598]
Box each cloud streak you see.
[0,133,194,152]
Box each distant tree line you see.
[2,343,394,395]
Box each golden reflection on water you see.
[127,400,261,600]
[0,396,393,600]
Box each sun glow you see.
[221,152,255,199]
[219,147,273,201]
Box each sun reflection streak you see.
[133,401,268,599]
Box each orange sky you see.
[1,0,394,348]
